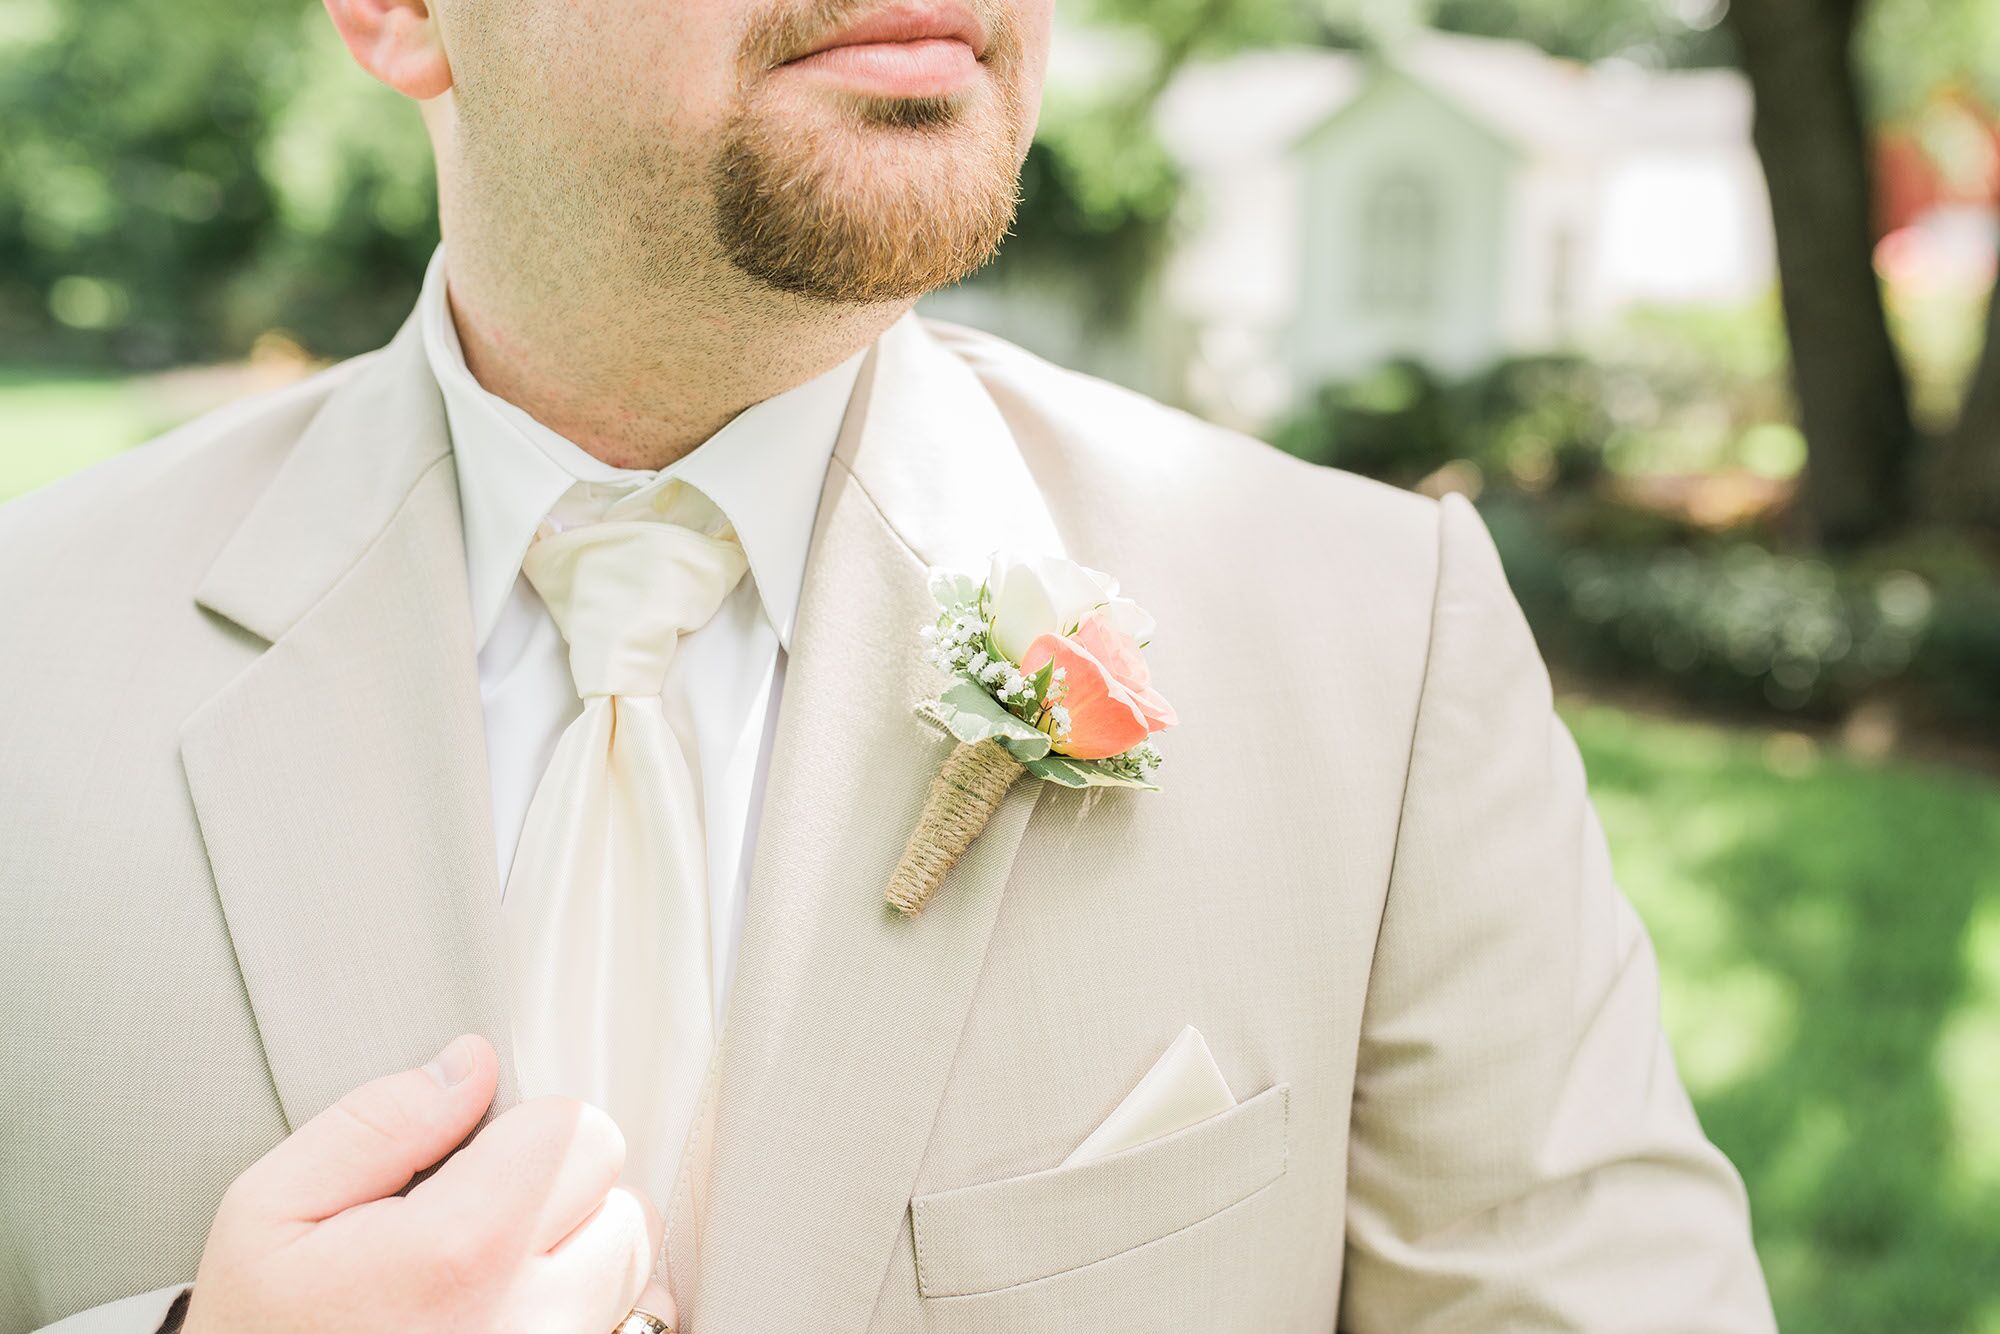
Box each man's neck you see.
[441,249,908,473]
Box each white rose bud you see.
[986,551,1156,663]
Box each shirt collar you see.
[417,243,866,653]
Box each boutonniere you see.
[886,552,1177,916]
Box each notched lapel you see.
[179,312,517,1133]
[677,315,1067,1331]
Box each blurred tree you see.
[998,111,1181,327]
[994,0,1312,321]
[1722,0,1916,547]
[1422,0,1731,63]
[1861,0,2000,115]
[0,0,288,364]
[1082,0,1720,64]
[1081,0,1314,68]
[1943,292,2000,532]
[0,0,434,365]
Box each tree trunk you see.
[1934,259,2000,531]
[1726,0,1916,547]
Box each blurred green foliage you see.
[0,0,438,365]
[992,99,1182,328]
[0,367,169,497]
[1275,290,2000,742]
[1571,700,2000,1332]
[1862,0,2000,116]
[1274,355,1616,491]
[1493,499,2000,738]
[1273,299,1817,492]
[1082,0,1728,64]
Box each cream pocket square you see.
[1062,1025,1237,1167]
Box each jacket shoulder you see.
[923,317,1440,563]
[0,351,375,564]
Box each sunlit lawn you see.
[0,363,298,504]
[1569,702,2000,1333]
[6,372,1998,1329]
[0,368,170,503]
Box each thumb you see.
[634,1195,676,1329]
[237,1034,499,1224]
[633,1280,677,1331]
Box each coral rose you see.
[1019,611,1177,760]
[1074,612,1177,731]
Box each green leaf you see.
[1028,658,1055,703]
[1021,753,1161,791]
[918,681,1052,760]
[927,567,981,611]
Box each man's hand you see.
[181,1035,677,1333]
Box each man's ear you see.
[321,0,452,100]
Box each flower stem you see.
[885,739,1026,917]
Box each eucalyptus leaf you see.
[913,700,955,738]
[921,680,1053,760]
[927,567,981,611]
[1021,753,1160,791]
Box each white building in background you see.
[923,30,1777,432]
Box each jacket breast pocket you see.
[910,1082,1290,1299]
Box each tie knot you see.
[522,519,749,698]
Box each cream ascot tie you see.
[504,514,749,1205]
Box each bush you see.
[1272,359,1460,486]
[1557,544,1927,714]
[1484,497,2000,741]
[1273,353,1621,490]
[1903,564,2000,738]
[0,0,439,367]
[1273,300,1811,494]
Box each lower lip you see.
[780,37,980,98]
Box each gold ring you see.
[614,1309,675,1334]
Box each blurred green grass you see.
[0,369,162,503]
[0,362,305,504]
[5,375,1998,1329]
[1567,701,2000,1332]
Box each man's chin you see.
[706,62,1026,304]
[726,180,1015,304]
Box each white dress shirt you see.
[415,243,865,1021]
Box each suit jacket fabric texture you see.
[0,304,1776,1332]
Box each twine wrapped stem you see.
[885,738,1026,916]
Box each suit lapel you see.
[675,314,1066,1331]
[179,311,517,1132]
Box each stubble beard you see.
[709,0,1028,304]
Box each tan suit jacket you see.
[0,304,1775,1332]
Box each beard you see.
[710,0,1029,304]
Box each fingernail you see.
[423,1036,475,1088]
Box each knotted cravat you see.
[503,514,749,1205]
